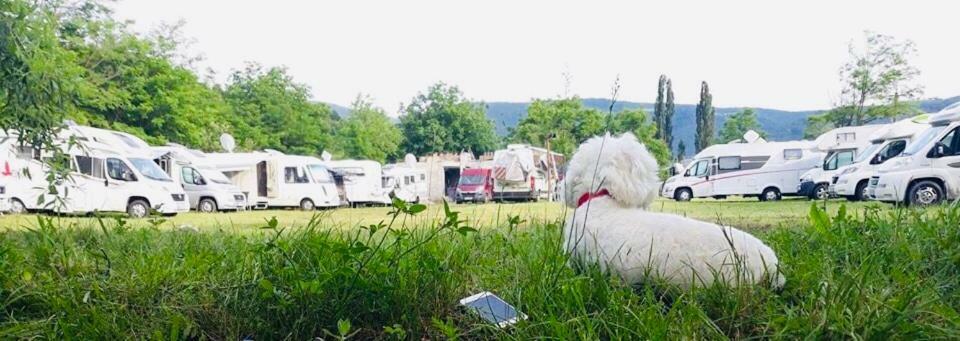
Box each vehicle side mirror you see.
[104,178,109,187]
[936,144,947,158]
[871,154,883,164]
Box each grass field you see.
[2,198,958,339]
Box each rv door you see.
[686,159,714,197]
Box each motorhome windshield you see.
[460,175,485,185]
[902,125,946,156]
[199,167,233,185]
[823,150,855,171]
[308,164,334,183]
[129,158,172,182]
[854,142,882,163]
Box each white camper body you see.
[828,116,930,200]
[492,144,560,201]
[325,160,392,206]
[797,124,888,199]
[382,164,428,203]
[661,134,822,201]
[205,151,340,210]
[152,145,248,212]
[869,102,960,205]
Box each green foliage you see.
[695,81,715,152]
[336,95,403,162]
[718,108,765,143]
[653,75,675,148]
[399,83,498,156]
[511,97,604,156]
[609,109,671,168]
[223,63,339,155]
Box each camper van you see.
[205,151,340,210]
[382,164,428,203]
[828,116,929,201]
[661,132,822,201]
[1,128,189,217]
[797,124,888,199]
[869,102,960,205]
[326,160,392,206]
[492,144,561,201]
[153,145,248,212]
[456,168,493,203]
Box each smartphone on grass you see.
[459,291,526,328]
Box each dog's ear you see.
[597,133,660,208]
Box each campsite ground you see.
[0,197,877,232]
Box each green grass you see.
[1,199,959,339]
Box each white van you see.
[797,124,888,199]
[492,144,561,201]
[205,151,340,210]
[869,102,960,205]
[383,164,428,203]
[153,145,248,212]
[660,136,822,201]
[326,160,392,206]
[828,116,929,201]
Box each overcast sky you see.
[113,0,959,115]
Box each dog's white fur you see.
[563,132,784,288]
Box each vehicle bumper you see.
[661,185,674,198]
[456,192,487,202]
[873,173,910,203]
[493,191,535,200]
[797,181,817,197]
[0,196,9,212]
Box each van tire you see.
[300,199,315,211]
[849,181,868,201]
[126,199,150,218]
[674,188,693,202]
[811,183,828,200]
[9,198,26,214]
[907,180,943,206]
[760,187,781,202]
[198,198,218,213]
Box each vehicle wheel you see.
[300,199,315,211]
[9,198,27,214]
[674,188,692,202]
[760,187,781,202]
[851,181,868,201]
[811,183,828,200]
[126,199,150,218]
[198,198,218,213]
[907,180,943,206]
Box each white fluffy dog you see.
[562,132,784,288]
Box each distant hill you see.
[326,102,351,117]
[483,96,960,157]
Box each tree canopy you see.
[718,108,765,143]
[336,95,403,162]
[399,83,498,156]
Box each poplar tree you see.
[695,81,715,152]
[664,80,675,148]
[653,75,667,140]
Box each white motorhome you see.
[492,144,562,201]
[152,145,248,212]
[205,151,340,210]
[325,160,392,206]
[797,124,888,199]
[661,131,822,201]
[869,102,960,205]
[828,115,929,201]
[382,164,428,204]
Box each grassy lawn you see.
[0,197,878,232]
[2,198,957,339]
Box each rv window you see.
[106,158,137,181]
[75,156,104,179]
[181,167,206,185]
[876,140,907,162]
[16,146,39,160]
[783,149,803,160]
[285,167,310,184]
[933,128,959,157]
[826,150,855,170]
[837,132,856,143]
[687,160,709,177]
[420,174,426,181]
[717,157,741,170]
[307,164,333,183]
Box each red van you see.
[456,168,493,203]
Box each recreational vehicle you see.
[382,164,428,203]
[326,160,392,206]
[828,115,929,201]
[661,131,822,201]
[205,151,340,210]
[153,145,248,212]
[869,102,960,205]
[455,168,493,203]
[492,144,562,201]
[797,124,888,199]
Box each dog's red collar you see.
[577,189,611,208]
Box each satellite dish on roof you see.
[321,150,333,162]
[743,130,761,143]
[219,133,236,152]
[404,153,417,167]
